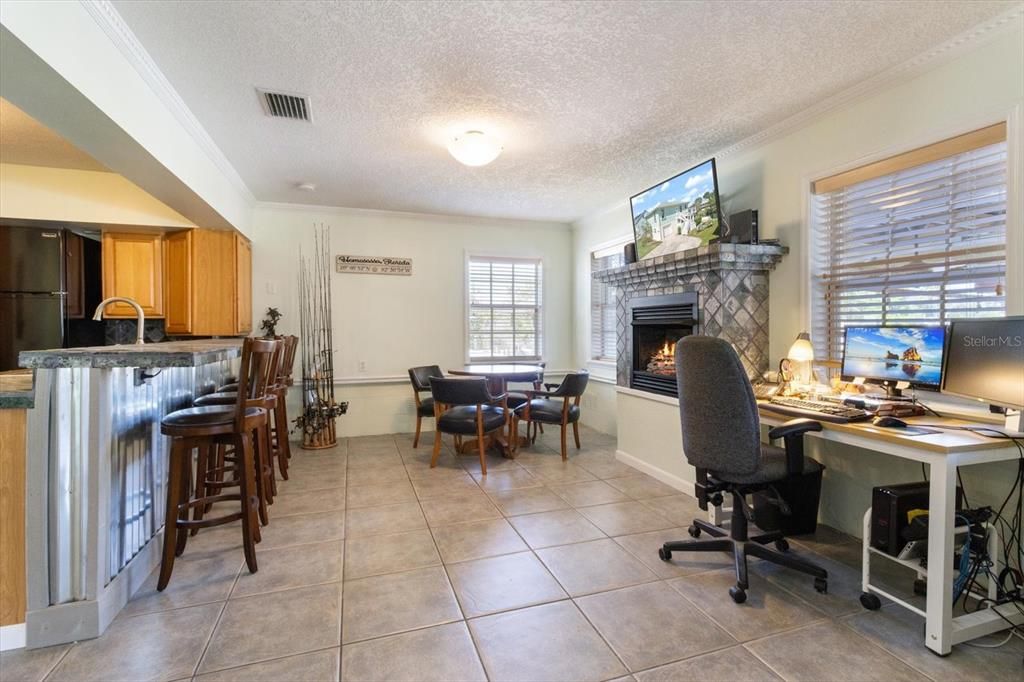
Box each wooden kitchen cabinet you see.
[164,229,252,335]
[235,233,252,334]
[101,231,164,317]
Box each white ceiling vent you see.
[256,88,312,122]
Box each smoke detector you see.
[256,88,312,122]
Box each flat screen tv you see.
[630,158,722,261]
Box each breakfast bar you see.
[17,340,241,648]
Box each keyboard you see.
[761,396,871,423]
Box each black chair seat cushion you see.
[506,392,529,409]
[417,396,435,417]
[714,444,824,485]
[515,399,579,424]
[437,405,507,435]
[194,391,238,407]
[219,382,239,392]
[162,405,262,428]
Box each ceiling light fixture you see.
[296,182,316,192]
[447,130,503,167]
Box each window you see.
[811,123,1008,362]
[590,243,627,361]
[467,256,542,361]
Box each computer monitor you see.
[941,317,1024,416]
[841,326,947,396]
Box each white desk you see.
[757,407,1023,655]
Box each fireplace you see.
[629,292,698,397]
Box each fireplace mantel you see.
[593,243,788,288]
[592,242,788,390]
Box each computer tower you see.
[871,482,963,556]
[725,209,758,244]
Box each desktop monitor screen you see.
[841,326,946,389]
[942,317,1024,410]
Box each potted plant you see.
[259,307,283,337]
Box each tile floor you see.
[3,425,1022,681]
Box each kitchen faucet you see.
[93,297,146,345]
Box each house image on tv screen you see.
[631,159,721,260]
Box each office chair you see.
[659,336,828,603]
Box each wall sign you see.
[335,255,413,276]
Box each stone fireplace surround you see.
[593,243,788,392]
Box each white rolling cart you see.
[859,510,1009,647]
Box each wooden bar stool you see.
[197,336,292,488]
[271,335,298,478]
[194,340,282,509]
[215,335,296,479]
[156,337,277,590]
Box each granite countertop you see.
[19,339,244,369]
[0,369,35,408]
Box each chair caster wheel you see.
[729,586,747,604]
[860,592,881,610]
[658,547,672,561]
[687,525,701,538]
[814,578,828,594]
[774,539,790,552]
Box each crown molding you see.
[254,200,573,230]
[81,0,255,204]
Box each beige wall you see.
[572,28,1024,537]
[251,203,573,437]
[0,163,194,227]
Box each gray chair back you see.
[430,377,492,406]
[675,336,760,476]
[408,365,443,392]
[552,371,590,397]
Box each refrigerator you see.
[0,225,66,371]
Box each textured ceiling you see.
[110,0,1016,223]
[0,98,109,172]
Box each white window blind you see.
[467,257,542,361]
[811,126,1007,363]
[591,246,626,361]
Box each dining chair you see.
[515,370,590,460]
[507,361,546,410]
[408,365,444,448]
[429,376,510,475]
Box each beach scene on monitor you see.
[842,327,946,385]
[631,159,720,260]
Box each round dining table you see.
[447,364,545,456]
[448,363,544,394]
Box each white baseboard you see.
[615,449,696,498]
[0,623,26,651]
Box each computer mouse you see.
[873,416,908,428]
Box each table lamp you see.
[787,332,814,385]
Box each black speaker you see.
[726,209,758,244]
[624,242,637,264]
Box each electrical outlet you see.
[265,282,278,295]
[358,360,367,372]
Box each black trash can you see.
[753,464,824,536]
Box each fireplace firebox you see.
[629,292,699,397]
